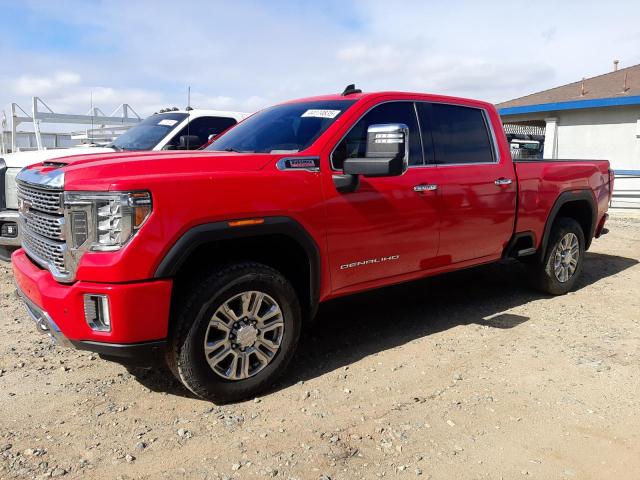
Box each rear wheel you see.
[167,262,301,403]
[527,217,585,295]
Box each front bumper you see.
[0,210,20,249]
[12,248,172,364]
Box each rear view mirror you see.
[343,123,409,177]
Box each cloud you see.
[14,71,81,96]
[541,26,557,42]
[1,0,640,126]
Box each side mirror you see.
[343,123,409,177]
[177,135,202,150]
[334,123,409,193]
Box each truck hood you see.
[2,146,115,169]
[26,150,277,191]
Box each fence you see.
[612,172,640,209]
[1,130,76,153]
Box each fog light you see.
[1,222,18,238]
[84,294,111,332]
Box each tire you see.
[527,217,585,295]
[166,262,301,403]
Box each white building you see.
[497,62,640,208]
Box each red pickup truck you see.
[12,87,612,402]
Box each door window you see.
[167,116,237,150]
[331,102,424,170]
[424,103,495,164]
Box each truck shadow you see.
[129,252,637,400]
[276,251,637,391]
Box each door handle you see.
[414,184,438,192]
[494,178,513,185]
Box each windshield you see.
[110,112,188,151]
[206,100,356,153]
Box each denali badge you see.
[340,255,400,270]
[276,156,320,172]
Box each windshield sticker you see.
[158,119,179,126]
[301,109,341,119]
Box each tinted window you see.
[332,102,423,170]
[207,100,355,153]
[415,103,435,164]
[166,116,237,150]
[429,104,494,164]
[110,112,188,151]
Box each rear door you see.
[417,102,516,263]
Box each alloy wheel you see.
[553,232,580,283]
[204,291,285,380]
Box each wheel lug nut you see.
[232,343,238,349]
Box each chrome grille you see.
[22,210,64,240]
[17,184,63,214]
[22,228,68,275]
[17,179,69,280]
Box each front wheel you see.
[167,262,301,403]
[527,217,585,295]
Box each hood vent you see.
[42,161,67,168]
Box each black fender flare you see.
[154,216,321,316]
[540,189,597,253]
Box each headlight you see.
[64,191,152,251]
[5,167,22,210]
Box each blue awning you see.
[499,95,640,116]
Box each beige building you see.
[497,63,640,208]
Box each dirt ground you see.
[1,211,639,480]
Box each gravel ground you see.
[1,212,639,480]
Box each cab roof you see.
[280,90,496,111]
[153,109,251,121]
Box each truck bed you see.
[514,159,611,249]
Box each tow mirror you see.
[334,123,409,193]
[177,134,202,150]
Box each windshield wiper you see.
[221,147,254,153]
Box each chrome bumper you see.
[0,210,20,247]
[15,283,73,348]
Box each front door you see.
[322,101,441,292]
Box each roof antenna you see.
[342,83,362,96]
[90,90,94,145]
[186,86,193,111]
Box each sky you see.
[1,0,639,124]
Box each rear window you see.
[429,104,495,164]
